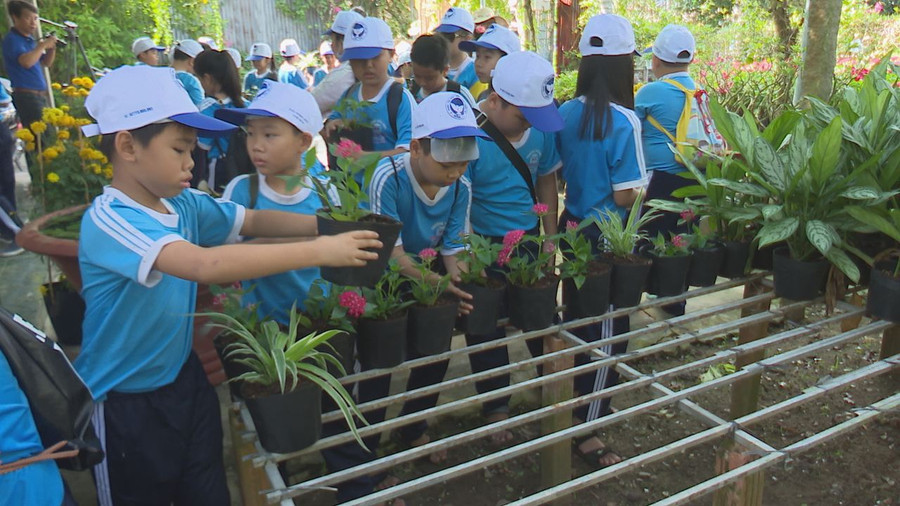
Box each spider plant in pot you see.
[642,232,692,297]
[207,284,262,398]
[595,197,658,308]
[300,280,364,377]
[558,218,611,319]
[358,261,414,369]
[455,232,506,335]
[206,305,368,454]
[406,248,457,356]
[678,207,725,287]
[306,147,402,287]
[501,226,560,332]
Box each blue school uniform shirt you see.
[0,349,64,505]
[221,165,338,325]
[76,187,244,400]
[413,81,477,109]
[1,29,47,91]
[448,56,478,90]
[175,70,204,105]
[329,79,415,152]
[634,72,696,175]
[313,68,328,87]
[368,153,471,255]
[198,97,241,158]
[557,97,648,220]
[278,63,308,90]
[467,128,561,237]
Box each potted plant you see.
[845,205,900,322]
[305,147,402,287]
[594,198,658,308]
[558,218,611,319]
[326,96,376,171]
[455,233,506,335]
[358,261,414,369]
[300,280,364,377]
[406,248,458,355]
[206,304,368,454]
[40,274,85,346]
[642,232,692,297]
[676,208,725,287]
[207,284,262,398]
[502,230,559,331]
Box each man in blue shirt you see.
[2,1,57,129]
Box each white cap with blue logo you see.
[81,66,236,137]
[435,7,475,34]
[215,81,323,135]
[247,42,273,61]
[412,92,487,162]
[341,17,394,62]
[325,10,365,36]
[459,23,521,55]
[490,51,563,132]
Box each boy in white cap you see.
[243,42,277,98]
[75,65,381,505]
[459,23,521,101]
[434,6,479,90]
[325,17,415,164]
[278,38,308,89]
[313,9,365,114]
[170,39,205,105]
[310,40,335,87]
[465,50,563,441]
[131,36,164,66]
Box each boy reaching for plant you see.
[74,65,380,505]
[367,92,483,462]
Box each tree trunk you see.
[768,0,798,57]
[793,0,842,107]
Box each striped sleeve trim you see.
[368,159,399,216]
[611,103,649,185]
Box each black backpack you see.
[0,306,104,471]
[212,128,253,193]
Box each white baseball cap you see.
[172,39,203,58]
[81,66,235,137]
[319,40,334,56]
[131,37,164,57]
[397,51,411,66]
[579,14,640,57]
[280,38,302,57]
[247,42,273,61]
[459,24,521,55]
[215,81,323,136]
[651,24,696,64]
[412,92,487,162]
[490,51,563,132]
[198,36,219,50]
[341,17,394,62]
[225,48,242,68]
[435,7,475,34]
[324,10,364,36]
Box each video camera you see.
[43,31,68,48]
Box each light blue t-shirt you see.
[244,70,274,97]
[557,97,648,220]
[0,350,64,504]
[634,72,696,175]
[175,70,204,105]
[413,81,477,109]
[467,128,562,237]
[368,154,471,255]
[77,187,245,399]
[313,68,328,87]
[448,57,478,90]
[221,166,338,324]
[329,79,415,153]
[278,63,308,90]
[198,97,242,158]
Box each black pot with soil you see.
[242,380,323,454]
[508,276,560,331]
[642,249,692,297]
[720,240,751,279]
[326,127,374,171]
[357,313,407,369]
[752,243,776,270]
[213,332,252,399]
[408,297,458,356]
[41,281,85,346]
[317,211,402,288]
[688,242,725,287]
[456,279,506,335]
[607,254,652,309]
[772,247,829,301]
[562,261,611,319]
[866,259,900,322]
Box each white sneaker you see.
[0,238,24,257]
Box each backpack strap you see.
[475,111,537,204]
[445,80,461,93]
[386,81,405,140]
[647,78,695,145]
[248,173,259,210]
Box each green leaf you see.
[805,220,837,256]
[670,185,708,199]
[757,217,799,248]
[707,178,770,198]
[840,186,881,200]
[753,137,786,192]
[809,116,843,185]
[825,248,860,283]
[846,206,900,242]
[761,204,783,221]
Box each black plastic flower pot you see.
[317,212,402,288]
[310,329,355,379]
[357,313,407,369]
[41,281,85,346]
[644,251,692,297]
[213,332,252,399]
[609,256,652,309]
[562,262,611,319]
[508,276,560,331]
[752,243,776,270]
[720,240,751,279]
[243,381,323,454]
[688,243,725,287]
[772,248,829,301]
[326,127,374,171]
[408,299,458,356]
[456,280,506,335]
[866,261,900,322]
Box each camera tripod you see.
[39,18,98,83]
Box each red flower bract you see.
[335,139,363,158]
[531,203,549,215]
[339,290,366,318]
[503,229,525,248]
[418,248,438,261]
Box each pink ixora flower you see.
[503,229,525,248]
[566,220,578,232]
[672,234,687,249]
[544,242,556,254]
[531,203,549,215]
[335,139,363,158]
[418,248,438,261]
[339,290,366,318]
[680,209,696,223]
[497,246,512,267]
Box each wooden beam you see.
[540,332,573,505]
[228,407,268,506]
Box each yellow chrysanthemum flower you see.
[62,86,78,96]
[89,163,102,175]
[25,141,35,151]
[15,129,35,142]
[50,82,62,90]
[103,167,113,179]
[60,105,70,112]
[39,284,48,296]
[29,121,47,134]
[46,172,60,183]
[79,88,89,97]
[79,78,94,90]
[57,130,70,140]
[42,147,59,160]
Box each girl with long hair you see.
[194,49,246,191]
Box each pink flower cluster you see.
[419,248,438,261]
[335,139,362,158]
[566,220,578,232]
[339,290,366,318]
[851,67,870,82]
[672,234,688,248]
[531,203,549,216]
[498,229,525,267]
[680,209,696,223]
